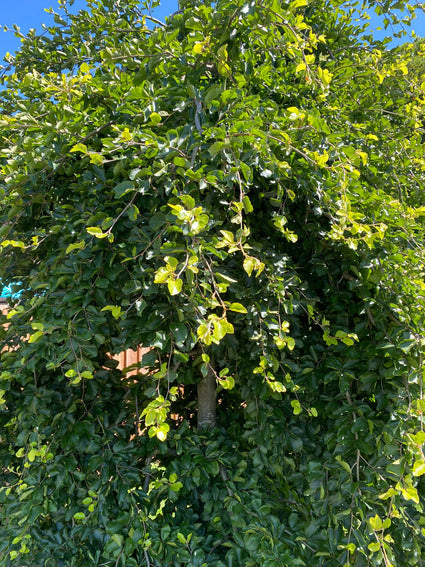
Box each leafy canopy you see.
[0,0,425,565]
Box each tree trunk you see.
[197,366,216,429]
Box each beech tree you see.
[1,0,425,565]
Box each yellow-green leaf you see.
[412,459,425,477]
[28,330,43,344]
[379,487,398,500]
[87,226,109,238]
[291,0,307,7]
[65,241,86,254]
[243,256,255,276]
[1,240,25,249]
[167,278,183,296]
[80,62,91,74]
[228,302,247,313]
[220,375,235,390]
[101,305,123,319]
[81,371,93,379]
[369,515,383,531]
[70,143,88,154]
[154,266,170,284]
[89,153,104,165]
[145,410,157,427]
[401,485,419,504]
[149,112,162,125]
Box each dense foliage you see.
[1,0,425,565]
[408,37,425,82]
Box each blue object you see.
[0,286,12,298]
[0,285,21,299]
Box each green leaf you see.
[127,204,139,221]
[242,195,253,212]
[200,363,209,377]
[113,180,134,198]
[111,534,124,547]
[171,323,187,344]
[209,141,224,157]
[204,84,222,106]
[228,302,248,313]
[126,86,147,100]
[173,156,187,168]
[335,455,352,474]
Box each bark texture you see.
[197,367,216,429]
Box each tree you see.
[0,0,425,565]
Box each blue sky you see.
[0,1,424,62]
[0,0,179,61]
